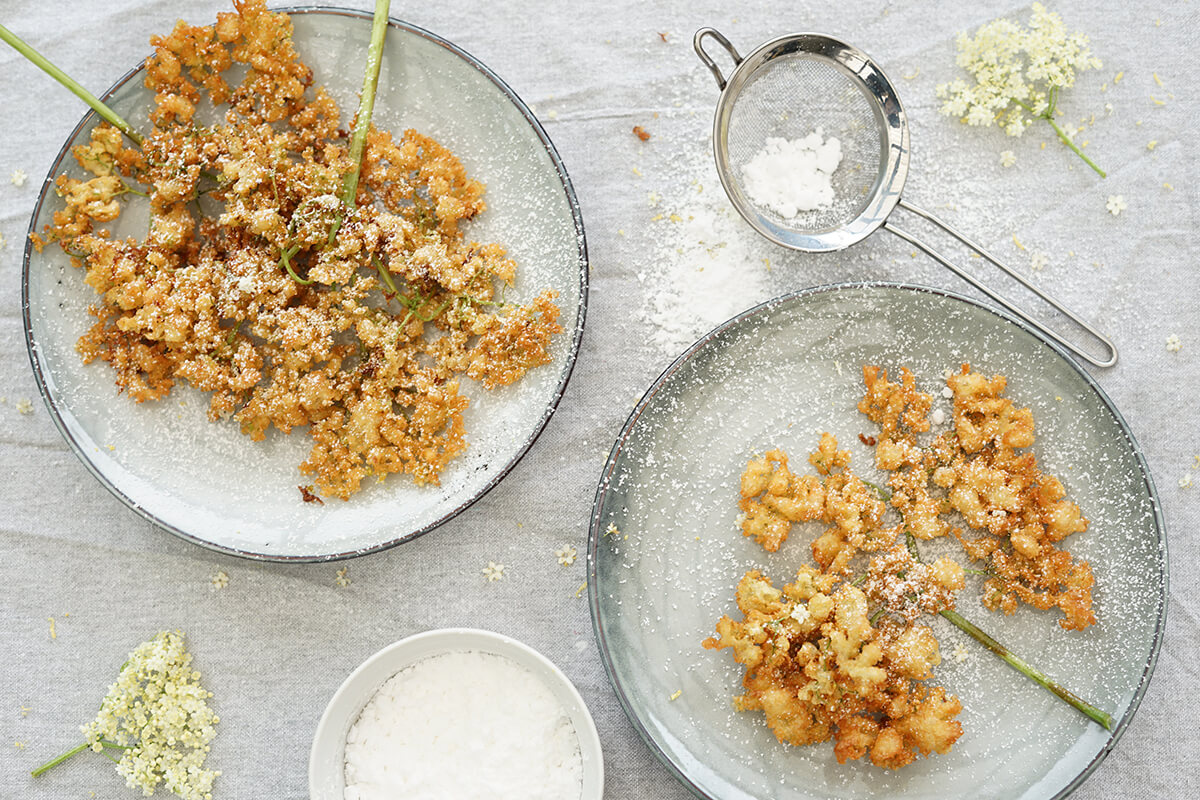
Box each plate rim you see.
[587,280,1167,800]
[20,6,589,563]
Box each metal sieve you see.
[694,28,1117,368]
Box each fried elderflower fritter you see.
[709,363,1096,768]
[703,568,963,770]
[854,364,1094,630]
[32,0,562,500]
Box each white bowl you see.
[309,628,604,799]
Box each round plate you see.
[21,7,587,561]
[589,283,1165,799]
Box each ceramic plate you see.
[589,283,1165,799]
[22,7,586,560]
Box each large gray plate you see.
[22,7,587,561]
[590,283,1164,799]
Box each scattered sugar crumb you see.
[931,408,946,426]
[15,399,33,415]
[1166,334,1181,352]
[10,169,26,187]
[941,386,954,399]
[1106,195,1127,216]
[555,545,577,567]
[335,566,351,587]
[1181,474,1194,489]
[953,643,970,663]
[47,617,56,640]
[1030,251,1048,272]
[210,571,229,590]
[999,150,1017,167]
[482,562,505,582]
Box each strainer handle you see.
[883,200,1118,368]
[693,28,742,90]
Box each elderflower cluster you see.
[81,631,219,800]
[936,3,1102,137]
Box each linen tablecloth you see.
[1,1,1195,797]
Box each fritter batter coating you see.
[703,569,963,770]
[33,1,562,500]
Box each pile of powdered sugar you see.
[740,130,844,217]
[343,651,582,800]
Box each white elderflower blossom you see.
[555,545,577,567]
[1165,334,1181,352]
[1030,251,1049,271]
[1106,194,1127,216]
[10,168,27,187]
[79,631,219,800]
[999,150,1017,167]
[936,4,1105,175]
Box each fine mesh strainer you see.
[694,28,1118,368]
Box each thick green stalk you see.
[0,24,142,146]
[905,531,1114,730]
[939,608,1113,730]
[342,0,391,207]
[328,0,391,246]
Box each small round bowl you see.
[309,628,604,799]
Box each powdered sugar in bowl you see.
[309,628,603,799]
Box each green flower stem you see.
[905,531,1114,730]
[939,608,1114,730]
[328,0,391,244]
[280,244,310,285]
[1044,116,1106,178]
[0,23,142,146]
[31,740,128,777]
[1011,96,1105,178]
[372,255,399,295]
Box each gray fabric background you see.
[1,1,1196,797]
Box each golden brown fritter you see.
[703,569,963,770]
[33,0,562,500]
